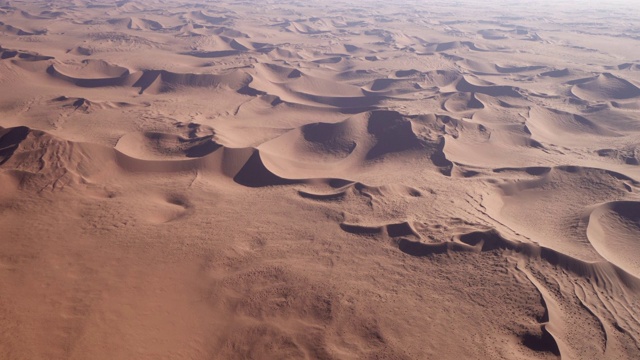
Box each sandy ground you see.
[1,0,640,359]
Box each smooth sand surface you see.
[1,0,640,359]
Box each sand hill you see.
[1,0,640,359]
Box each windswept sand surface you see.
[1,0,640,359]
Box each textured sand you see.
[1,0,640,359]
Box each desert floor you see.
[1,0,640,359]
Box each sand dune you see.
[0,125,116,190]
[0,46,53,61]
[571,73,640,101]
[526,106,620,145]
[47,59,130,87]
[51,95,142,112]
[456,75,523,97]
[424,40,492,52]
[107,17,164,31]
[613,63,640,71]
[1,0,640,359]
[184,10,233,26]
[442,92,485,113]
[132,68,254,94]
[256,110,433,179]
[539,68,573,78]
[115,132,221,160]
[0,21,47,36]
[587,201,640,277]
[488,166,639,260]
[66,45,93,56]
[181,34,261,58]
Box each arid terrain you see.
[1,0,640,359]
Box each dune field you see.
[1,0,640,359]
